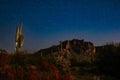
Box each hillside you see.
[35,39,96,56]
[1,40,120,79]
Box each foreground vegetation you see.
[1,42,120,80]
[0,51,73,80]
[95,43,120,79]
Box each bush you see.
[96,44,120,78]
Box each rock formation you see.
[58,39,95,55]
[36,39,96,62]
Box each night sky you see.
[0,0,120,52]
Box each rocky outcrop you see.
[35,39,96,64]
[59,39,96,62]
[59,39,96,56]
[36,39,96,57]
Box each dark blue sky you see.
[0,0,120,52]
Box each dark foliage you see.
[96,43,120,78]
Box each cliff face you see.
[60,39,95,55]
[59,39,96,62]
[35,39,96,57]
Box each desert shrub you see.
[0,50,74,80]
[54,50,72,74]
[96,44,120,78]
[0,50,10,66]
[71,53,81,66]
[10,53,26,66]
[61,73,73,80]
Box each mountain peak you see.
[35,39,96,56]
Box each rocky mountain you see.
[35,39,96,56]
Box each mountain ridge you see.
[35,39,96,56]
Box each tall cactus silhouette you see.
[15,21,24,53]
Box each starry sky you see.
[0,0,120,52]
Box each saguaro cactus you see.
[15,21,24,53]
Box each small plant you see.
[54,49,72,74]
